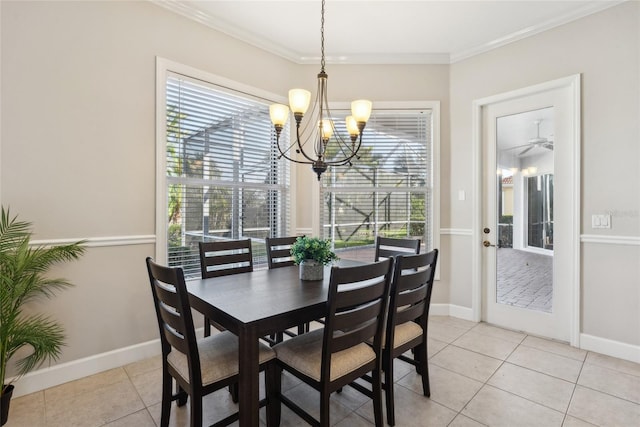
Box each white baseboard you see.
[580,333,640,364]
[448,304,475,321]
[430,303,475,321]
[11,339,162,398]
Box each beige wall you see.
[450,1,640,345]
[0,0,638,376]
[0,0,450,367]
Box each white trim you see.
[448,304,475,321]
[450,1,625,63]
[580,334,640,365]
[429,304,450,317]
[11,338,162,398]
[150,0,622,65]
[581,234,640,246]
[471,74,582,345]
[316,100,441,267]
[30,235,156,248]
[155,57,290,264]
[429,304,475,322]
[440,228,472,236]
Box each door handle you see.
[483,240,496,248]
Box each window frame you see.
[316,101,440,267]
[155,58,294,267]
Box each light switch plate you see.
[592,214,611,229]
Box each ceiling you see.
[152,0,623,64]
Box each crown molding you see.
[151,0,625,65]
[450,0,626,63]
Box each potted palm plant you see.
[0,207,84,425]
[290,236,338,281]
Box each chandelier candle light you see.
[269,0,372,180]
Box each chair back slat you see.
[395,301,425,326]
[334,280,387,310]
[146,257,201,384]
[266,236,299,269]
[375,236,421,261]
[199,239,254,278]
[321,259,394,383]
[385,250,439,350]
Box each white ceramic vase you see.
[299,259,324,281]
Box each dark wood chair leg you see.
[229,383,239,403]
[190,389,203,427]
[320,390,330,427]
[385,356,395,426]
[160,370,172,427]
[417,343,430,397]
[176,385,188,406]
[204,316,211,337]
[266,363,281,426]
[372,366,384,427]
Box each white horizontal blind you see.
[166,74,290,278]
[321,110,432,258]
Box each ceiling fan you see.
[517,119,554,156]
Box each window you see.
[320,108,436,260]
[162,71,290,278]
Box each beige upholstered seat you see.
[378,321,423,350]
[167,331,275,386]
[268,259,394,427]
[274,329,375,382]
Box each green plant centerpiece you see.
[290,236,338,281]
[0,207,84,425]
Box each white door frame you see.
[471,75,581,347]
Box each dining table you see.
[186,259,360,427]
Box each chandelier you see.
[269,0,372,180]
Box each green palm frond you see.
[2,314,66,382]
[0,206,84,391]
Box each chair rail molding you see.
[30,235,156,248]
[580,234,640,246]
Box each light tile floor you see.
[6,317,640,426]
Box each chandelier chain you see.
[320,0,325,72]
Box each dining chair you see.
[265,236,310,342]
[265,236,299,269]
[198,239,253,336]
[267,258,394,427]
[374,236,421,261]
[145,257,276,427]
[381,249,438,426]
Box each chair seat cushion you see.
[372,321,423,349]
[274,328,375,382]
[168,331,275,386]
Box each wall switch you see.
[591,214,611,229]
[458,190,466,201]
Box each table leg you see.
[238,326,260,427]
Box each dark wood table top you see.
[186,259,361,333]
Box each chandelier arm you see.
[275,135,308,164]
[324,131,364,166]
[295,121,320,163]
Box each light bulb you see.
[269,104,289,126]
[345,116,359,136]
[351,99,372,123]
[289,89,311,115]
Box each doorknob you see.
[483,240,496,247]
